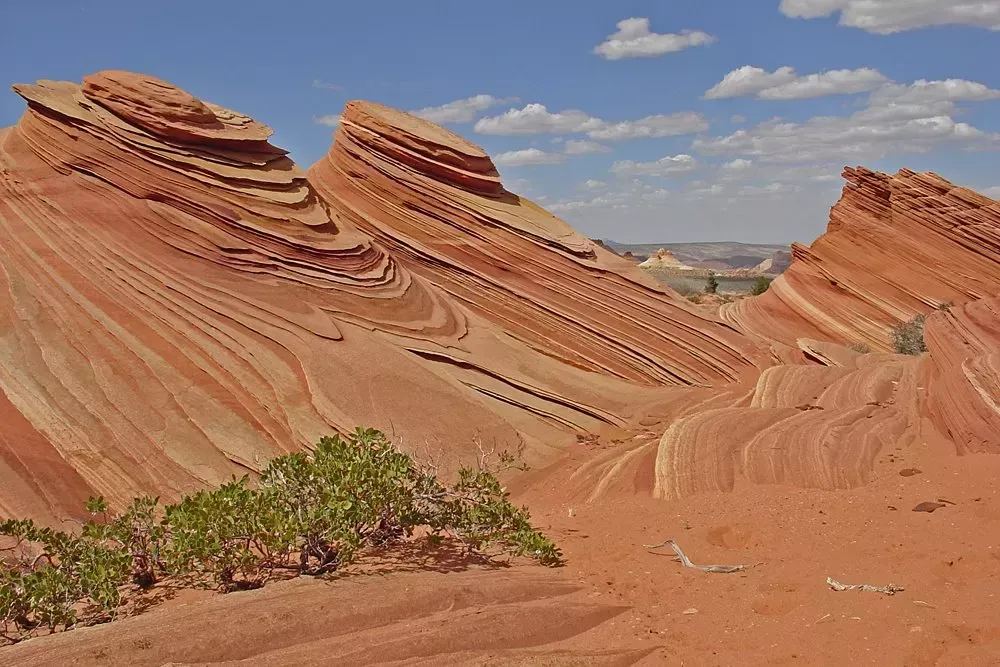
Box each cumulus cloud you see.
[610,154,698,176]
[493,148,567,167]
[475,105,707,140]
[579,179,608,191]
[704,66,886,100]
[694,74,1000,164]
[694,112,990,164]
[983,185,1000,199]
[587,112,709,140]
[594,17,716,60]
[723,158,754,170]
[411,94,519,124]
[759,68,888,99]
[704,66,797,99]
[779,0,1000,34]
[474,104,603,135]
[314,114,341,127]
[564,139,612,155]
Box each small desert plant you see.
[704,273,719,294]
[890,314,927,355]
[849,342,872,354]
[686,294,701,304]
[750,276,773,296]
[1,428,559,644]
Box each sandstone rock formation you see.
[308,102,764,387]
[637,248,694,271]
[0,73,765,521]
[723,167,1000,351]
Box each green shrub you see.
[849,342,871,354]
[750,276,773,296]
[890,314,927,355]
[704,273,719,294]
[1,428,559,643]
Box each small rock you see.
[682,607,699,615]
[912,501,946,513]
[898,468,922,477]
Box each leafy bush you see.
[849,342,871,354]
[890,314,927,355]
[1,428,559,643]
[704,273,719,295]
[750,276,773,296]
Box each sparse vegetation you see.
[704,272,719,295]
[1,428,559,644]
[849,342,872,354]
[890,314,927,355]
[750,276,773,296]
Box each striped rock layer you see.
[723,167,1000,351]
[0,72,766,521]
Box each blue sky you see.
[2,0,999,243]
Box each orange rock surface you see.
[3,70,1000,666]
[723,167,1000,351]
[0,73,767,521]
[309,101,765,388]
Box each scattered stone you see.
[898,468,922,477]
[912,502,946,513]
[682,607,699,615]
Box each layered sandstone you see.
[0,73,765,521]
[723,167,1000,351]
[309,101,765,388]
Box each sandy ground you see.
[2,421,999,666]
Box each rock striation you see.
[308,101,765,388]
[723,167,1000,351]
[0,73,764,521]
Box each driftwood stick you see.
[643,539,746,574]
[827,577,903,595]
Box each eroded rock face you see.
[723,167,1000,351]
[0,73,766,521]
[309,101,765,387]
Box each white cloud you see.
[594,17,716,60]
[564,139,612,155]
[610,154,698,177]
[869,78,1000,105]
[694,74,1000,164]
[411,94,519,124]
[731,114,747,123]
[738,182,801,197]
[779,0,1000,34]
[587,112,709,140]
[704,66,797,99]
[474,104,603,135]
[723,158,754,170]
[704,66,886,100]
[579,179,608,191]
[314,114,341,127]
[694,113,992,164]
[759,68,888,99]
[493,148,567,167]
[475,105,707,140]
[983,185,1000,199]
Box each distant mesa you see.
[638,248,696,271]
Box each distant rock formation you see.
[637,248,695,271]
[723,167,1000,351]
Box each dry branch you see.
[827,577,903,595]
[644,539,746,573]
